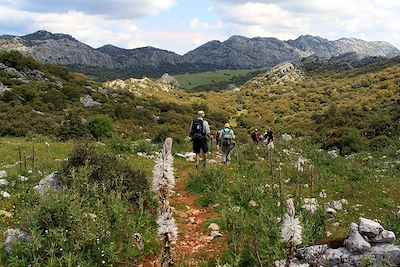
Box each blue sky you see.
[0,0,399,54]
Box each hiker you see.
[220,123,235,164]
[250,128,261,144]
[189,110,211,167]
[215,129,222,150]
[263,128,274,149]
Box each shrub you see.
[59,145,148,203]
[87,116,113,140]
[57,113,90,141]
[369,135,391,150]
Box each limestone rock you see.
[344,223,371,253]
[80,94,101,107]
[19,175,29,182]
[327,150,338,158]
[396,149,400,159]
[33,172,63,196]
[157,73,180,88]
[326,207,337,216]
[0,178,8,187]
[4,228,32,253]
[280,133,292,142]
[0,82,11,96]
[1,191,11,198]
[331,200,343,210]
[0,170,7,178]
[0,210,12,218]
[369,230,395,244]
[358,218,384,239]
[296,244,328,263]
[210,230,222,239]
[208,223,220,231]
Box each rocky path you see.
[143,162,226,266]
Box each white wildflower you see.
[302,198,318,214]
[152,138,175,198]
[157,210,178,240]
[281,198,302,246]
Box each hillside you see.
[0,30,398,80]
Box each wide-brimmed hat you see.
[224,123,231,128]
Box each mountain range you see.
[0,30,399,80]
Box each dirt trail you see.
[142,160,226,266]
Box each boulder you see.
[358,218,384,239]
[0,170,7,178]
[4,228,32,253]
[1,191,11,198]
[296,244,329,263]
[280,133,293,142]
[369,230,396,244]
[327,150,338,158]
[80,94,101,107]
[0,178,8,187]
[208,223,220,231]
[344,223,371,253]
[157,73,180,88]
[33,172,63,196]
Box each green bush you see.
[59,145,148,203]
[369,135,392,150]
[87,116,113,140]
[57,113,90,141]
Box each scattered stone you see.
[33,172,63,196]
[0,178,8,187]
[280,133,292,142]
[344,223,371,253]
[0,210,12,218]
[1,191,11,198]
[274,259,310,267]
[19,175,29,182]
[296,244,329,263]
[80,94,101,107]
[340,199,349,205]
[249,200,258,207]
[363,155,373,161]
[327,150,338,158]
[209,230,222,239]
[208,223,220,231]
[188,217,196,224]
[331,200,343,210]
[396,210,400,220]
[396,149,400,159]
[4,228,32,253]
[319,190,327,198]
[84,213,97,220]
[176,152,196,162]
[358,217,384,239]
[192,209,200,216]
[326,207,337,216]
[0,170,7,178]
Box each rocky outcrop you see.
[157,73,180,88]
[104,77,175,95]
[264,61,304,85]
[80,95,101,107]
[296,218,399,266]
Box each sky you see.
[0,0,399,55]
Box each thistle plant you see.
[281,198,302,267]
[152,138,177,266]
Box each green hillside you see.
[175,68,262,91]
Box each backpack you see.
[221,128,232,146]
[191,119,204,139]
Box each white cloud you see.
[190,17,223,30]
[2,0,176,20]
[210,0,400,47]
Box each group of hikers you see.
[189,111,274,167]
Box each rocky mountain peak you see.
[157,73,180,88]
[22,30,76,42]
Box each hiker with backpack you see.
[215,129,222,150]
[220,123,235,164]
[189,110,211,168]
[263,128,274,149]
[250,128,261,144]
